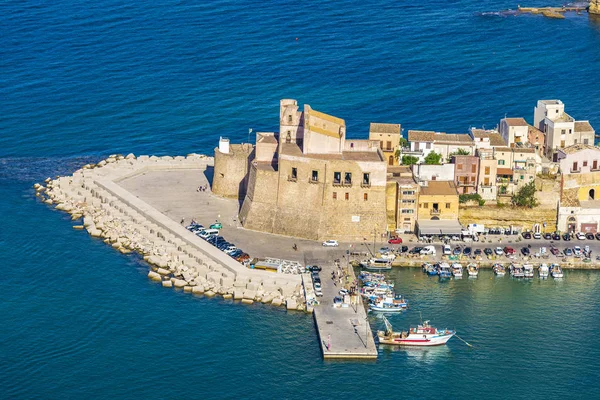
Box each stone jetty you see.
[36,153,304,309]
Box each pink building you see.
[452,155,479,194]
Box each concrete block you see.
[243,290,256,300]
[192,285,205,294]
[286,298,298,310]
[162,280,173,288]
[147,271,162,281]
[207,271,222,284]
[241,299,254,305]
[233,289,244,300]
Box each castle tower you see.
[279,99,304,152]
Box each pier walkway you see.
[307,252,377,359]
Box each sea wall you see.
[459,205,558,232]
[36,154,304,310]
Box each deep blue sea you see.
[2,1,600,398]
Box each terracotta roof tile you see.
[503,117,528,126]
[574,121,594,133]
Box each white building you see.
[557,144,600,175]
[499,117,529,147]
[411,163,456,184]
[407,130,475,162]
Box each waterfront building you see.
[476,148,498,200]
[215,99,388,242]
[411,163,455,183]
[469,128,507,150]
[452,155,479,194]
[386,166,419,233]
[416,181,459,221]
[499,117,529,146]
[557,144,600,175]
[369,123,401,166]
[407,130,475,162]
[533,100,595,160]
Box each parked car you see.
[596,233,600,241]
[521,247,530,256]
[495,247,504,256]
[307,265,322,272]
[562,233,571,241]
[552,233,561,241]
[550,247,560,256]
[420,245,436,255]
[484,248,493,256]
[533,232,541,239]
[522,232,532,239]
[586,233,595,240]
[543,233,552,240]
[400,246,409,253]
[322,240,339,247]
[379,247,391,253]
[453,246,462,255]
[409,246,423,254]
[339,288,349,296]
[576,232,586,240]
[564,248,573,256]
[463,247,472,256]
[443,245,452,255]
[210,222,223,229]
[503,246,516,255]
[388,237,403,244]
[573,246,582,256]
[474,248,482,256]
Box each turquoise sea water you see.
[2,1,600,398]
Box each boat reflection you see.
[379,343,452,363]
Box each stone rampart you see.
[459,205,557,232]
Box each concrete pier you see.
[310,257,377,359]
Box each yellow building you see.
[417,181,459,221]
[369,123,401,166]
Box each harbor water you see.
[2,1,600,398]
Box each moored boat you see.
[467,263,479,277]
[510,263,524,278]
[493,263,506,276]
[437,262,452,279]
[523,264,534,279]
[377,316,455,346]
[369,294,408,312]
[423,263,438,276]
[451,263,463,278]
[550,264,564,279]
[360,258,392,271]
[538,264,549,279]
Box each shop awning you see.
[497,168,513,176]
[416,220,463,236]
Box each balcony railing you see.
[430,209,441,215]
[361,181,371,188]
[570,168,581,173]
[457,181,476,187]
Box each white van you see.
[420,245,436,256]
[198,229,219,239]
[443,245,452,255]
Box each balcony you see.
[457,181,476,187]
[287,175,297,182]
[430,208,441,215]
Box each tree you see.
[450,148,470,157]
[511,181,538,208]
[424,151,442,165]
[399,137,409,148]
[401,155,419,165]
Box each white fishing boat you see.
[523,264,534,279]
[451,263,463,278]
[493,263,506,276]
[467,263,479,277]
[510,263,524,278]
[538,264,549,279]
[377,316,455,346]
[369,294,408,312]
[551,264,564,279]
[437,262,452,279]
[360,258,392,271]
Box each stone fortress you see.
[214,99,391,241]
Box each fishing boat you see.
[422,263,438,276]
[369,294,408,312]
[360,258,392,271]
[538,264,549,279]
[437,262,452,279]
[509,263,524,278]
[377,315,455,346]
[493,263,506,276]
[451,263,463,278]
[467,263,479,277]
[523,264,534,279]
[379,251,396,261]
[358,271,386,283]
[550,264,564,279]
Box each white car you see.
[495,247,504,256]
[576,232,586,240]
[573,246,582,257]
[443,245,452,255]
[322,240,339,247]
[533,232,541,239]
[420,245,436,255]
[339,288,349,296]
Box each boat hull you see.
[378,333,455,346]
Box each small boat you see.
[423,263,438,276]
[467,263,479,277]
[538,264,549,279]
[369,295,408,312]
[523,264,534,279]
[360,258,392,271]
[510,263,524,278]
[551,264,564,279]
[493,263,506,276]
[437,262,452,279]
[377,316,455,346]
[451,263,463,278]
[358,271,386,282]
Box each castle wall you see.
[212,144,253,199]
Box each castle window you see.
[344,172,352,185]
[345,193,349,200]
[364,193,368,201]
[333,192,337,200]
[446,203,450,209]
[584,139,589,145]
[333,172,341,184]
[291,167,297,180]
[363,173,370,185]
[286,131,291,143]
[311,170,319,182]
[288,115,292,123]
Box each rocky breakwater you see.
[35,153,305,311]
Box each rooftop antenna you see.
[248,128,252,146]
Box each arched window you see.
[589,189,595,200]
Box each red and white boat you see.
[377,316,455,346]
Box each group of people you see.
[197,185,208,192]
